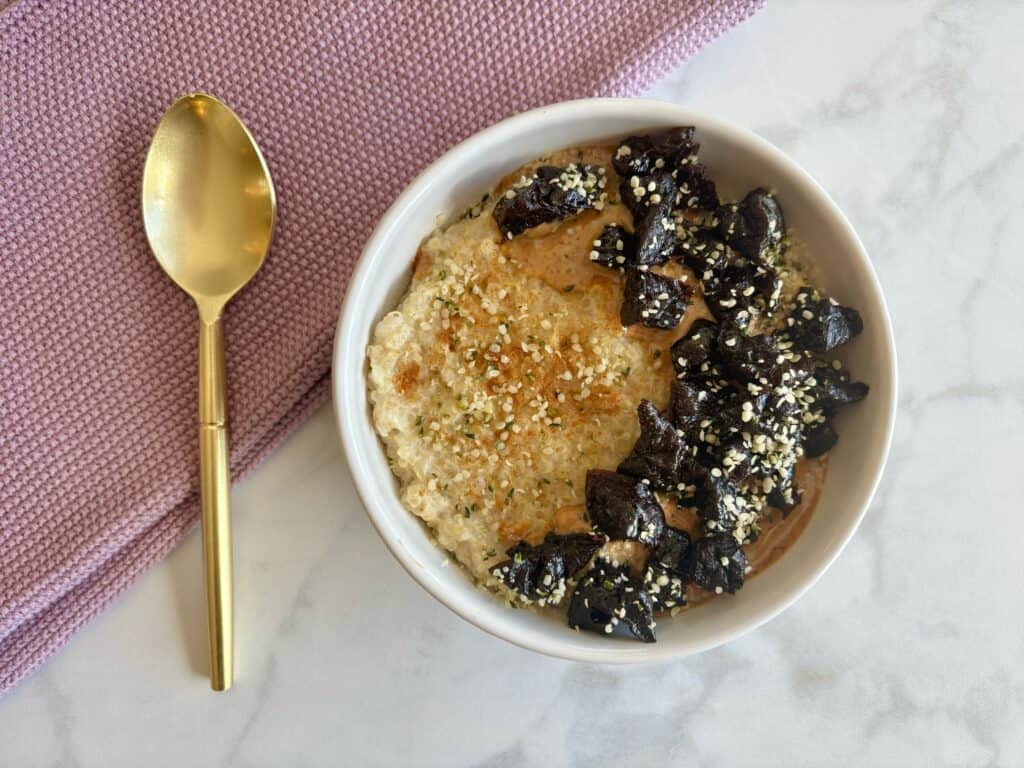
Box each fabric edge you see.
[0,372,331,696]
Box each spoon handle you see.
[198,316,233,691]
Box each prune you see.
[751,263,784,312]
[676,163,719,210]
[612,127,697,177]
[622,173,679,266]
[618,400,691,492]
[807,360,869,416]
[696,415,732,460]
[620,268,691,329]
[588,224,634,270]
[741,405,802,507]
[694,472,756,539]
[673,382,732,479]
[649,525,693,575]
[490,531,606,605]
[690,534,748,594]
[768,352,816,416]
[568,559,656,642]
[676,222,731,274]
[643,566,686,612]
[643,526,693,611]
[703,263,783,329]
[716,431,756,484]
[715,188,785,260]
[492,164,606,238]
[765,461,802,512]
[702,280,748,327]
[716,325,786,385]
[803,420,838,458]
[635,206,679,267]
[621,171,676,217]
[686,364,733,398]
[667,379,710,432]
[585,469,665,545]
[787,288,864,353]
[670,319,719,377]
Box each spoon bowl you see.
[143,94,275,317]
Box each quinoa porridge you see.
[367,128,868,642]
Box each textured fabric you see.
[0,0,763,695]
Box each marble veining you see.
[3,1,1023,765]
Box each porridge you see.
[368,128,867,641]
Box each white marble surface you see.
[4,1,1024,765]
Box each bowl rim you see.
[332,97,898,663]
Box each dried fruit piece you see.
[715,324,788,385]
[490,532,607,606]
[675,221,733,272]
[702,263,783,329]
[695,472,757,541]
[670,319,719,377]
[643,526,693,611]
[667,379,710,432]
[567,559,656,642]
[675,222,730,275]
[621,170,675,217]
[737,403,805,506]
[700,383,762,437]
[585,468,665,545]
[618,400,691,491]
[766,461,802,512]
[612,127,697,177]
[690,534,748,594]
[588,224,634,270]
[634,203,679,267]
[622,173,679,266]
[807,360,869,416]
[676,163,719,210]
[620,269,691,329]
[803,420,838,458]
[787,287,864,353]
[715,188,785,260]
[492,164,606,238]
[715,433,755,484]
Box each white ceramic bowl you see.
[333,98,897,662]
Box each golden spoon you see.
[141,93,276,691]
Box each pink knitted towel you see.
[0,0,763,695]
